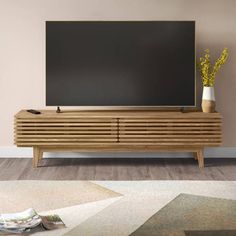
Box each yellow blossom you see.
[197,48,228,87]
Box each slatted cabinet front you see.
[15,118,118,146]
[119,117,222,146]
[14,111,222,147]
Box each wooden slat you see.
[119,138,221,141]
[119,126,221,130]
[119,130,221,134]
[120,119,221,123]
[119,123,221,126]
[16,138,116,142]
[16,119,116,123]
[15,130,117,134]
[118,135,221,138]
[16,123,117,127]
[16,126,117,130]
[16,142,220,146]
[16,135,117,138]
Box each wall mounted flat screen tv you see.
[46,21,195,106]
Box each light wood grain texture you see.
[15,110,222,119]
[197,149,204,168]
[14,110,222,168]
[33,147,43,168]
[193,152,198,161]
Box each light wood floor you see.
[0,158,235,180]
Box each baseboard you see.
[0,146,235,158]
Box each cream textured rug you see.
[0,181,235,236]
[0,181,121,213]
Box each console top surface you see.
[15,110,222,119]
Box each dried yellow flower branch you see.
[197,48,228,87]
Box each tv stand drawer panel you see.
[15,118,118,146]
[119,118,222,146]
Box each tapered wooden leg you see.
[38,149,43,160]
[196,149,204,168]
[33,147,43,168]
[193,152,198,160]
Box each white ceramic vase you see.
[202,86,215,113]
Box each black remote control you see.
[27,109,41,114]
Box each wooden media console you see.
[14,110,222,168]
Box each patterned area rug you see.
[130,194,236,236]
[0,181,121,213]
[0,181,235,236]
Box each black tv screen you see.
[46,21,195,106]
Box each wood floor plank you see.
[0,158,235,180]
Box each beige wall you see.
[0,0,235,147]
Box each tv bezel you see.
[45,20,196,109]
